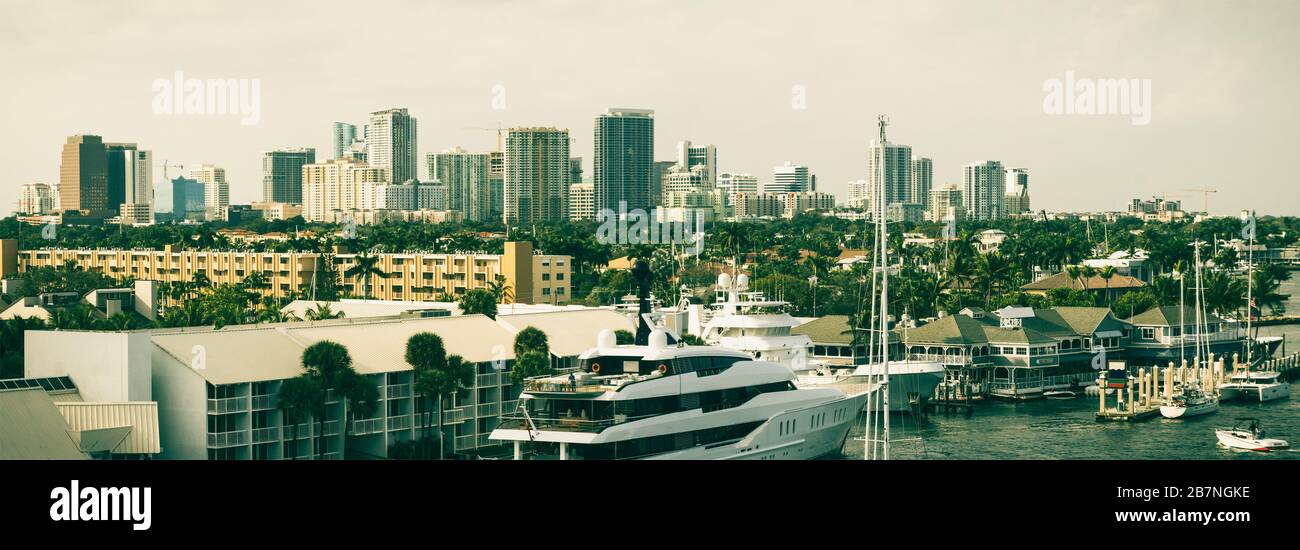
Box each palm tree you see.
[277,375,324,460]
[973,253,1015,308]
[405,332,473,459]
[487,274,514,304]
[298,340,366,460]
[344,252,386,299]
[406,332,447,450]
[304,302,345,321]
[1098,265,1117,304]
[459,288,498,319]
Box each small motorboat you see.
[1043,390,1077,400]
[1216,418,1289,452]
[1160,386,1218,419]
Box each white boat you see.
[489,329,871,460]
[1215,418,1290,452]
[699,272,815,368]
[1043,390,1077,400]
[1160,386,1219,419]
[1217,371,1290,403]
[795,360,944,412]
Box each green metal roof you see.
[792,315,855,345]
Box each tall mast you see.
[1244,211,1254,364]
[877,114,891,460]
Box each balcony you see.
[252,426,281,444]
[443,406,470,425]
[454,434,477,450]
[351,418,385,435]
[476,402,501,417]
[208,430,248,448]
[251,394,278,410]
[476,373,501,387]
[208,396,248,414]
[387,415,413,431]
[386,384,412,399]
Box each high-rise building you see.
[568,183,595,221]
[104,143,151,217]
[911,157,933,208]
[963,160,1005,221]
[1004,167,1030,215]
[59,134,108,216]
[190,165,229,220]
[929,184,964,223]
[716,173,759,207]
[262,148,316,204]
[594,108,654,213]
[19,183,54,214]
[846,180,870,209]
[676,141,717,186]
[504,127,570,225]
[489,150,504,220]
[301,158,387,222]
[332,122,357,159]
[662,163,711,205]
[649,160,675,208]
[367,108,418,183]
[767,162,814,194]
[170,177,206,220]
[570,156,583,184]
[865,140,912,211]
[428,147,492,222]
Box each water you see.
[837,271,1300,460]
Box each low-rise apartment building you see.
[3,240,570,304]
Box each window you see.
[1140,327,1155,340]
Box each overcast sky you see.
[3,0,1297,216]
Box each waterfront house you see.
[1122,306,1243,367]
[1021,270,1146,303]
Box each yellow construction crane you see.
[1184,188,1217,214]
[462,124,505,151]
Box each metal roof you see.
[57,401,161,455]
[496,309,636,357]
[0,388,88,460]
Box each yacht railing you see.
[495,412,660,433]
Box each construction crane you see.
[1184,188,1218,214]
[462,124,505,151]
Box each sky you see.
[2,0,1297,216]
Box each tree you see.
[513,326,549,358]
[614,329,634,345]
[680,334,706,346]
[304,302,345,321]
[1098,265,1117,304]
[511,350,555,386]
[405,332,473,459]
[1112,289,1159,319]
[277,375,324,460]
[459,288,498,319]
[298,340,370,460]
[344,252,386,299]
[973,252,1015,308]
[487,274,514,304]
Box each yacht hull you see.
[1218,383,1290,403]
[1159,400,1218,419]
[1216,430,1290,451]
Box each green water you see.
[838,273,1300,461]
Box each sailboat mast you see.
[1244,211,1254,364]
[877,114,891,460]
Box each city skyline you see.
[2,0,1297,216]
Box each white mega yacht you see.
[489,329,870,460]
[795,360,945,413]
[698,272,815,368]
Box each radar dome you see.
[736,273,749,291]
[717,272,733,289]
[649,329,669,350]
[597,329,616,349]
